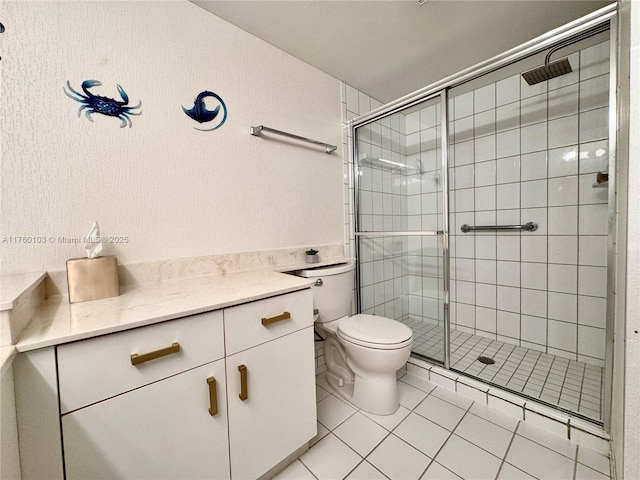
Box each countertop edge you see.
[15,272,313,353]
[0,272,47,311]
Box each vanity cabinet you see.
[14,288,316,480]
[58,310,229,479]
[224,292,316,479]
[62,359,230,479]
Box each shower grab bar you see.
[460,222,538,233]
[250,125,337,154]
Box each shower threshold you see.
[400,317,604,422]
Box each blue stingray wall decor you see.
[182,91,227,131]
[64,80,142,128]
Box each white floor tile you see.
[515,421,577,459]
[368,434,431,480]
[468,403,519,432]
[362,405,411,431]
[414,394,467,430]
[398,380,429,409]
[420,461,463,479]
[311,421,330,447]
[394,412,451,458]
[334,412,390,457]
[317,372,332,392]
[453,413,514,458]
[345,461,388,480]
[300,434,361,480]
[505,435,575,480]
[317,394,357,430]
[435,435,503,480]
[317,384,331,402]
[309,373,612,480]
[575,462,610,480]
[273,459,315,480]
[577,446,611,476]
[496,462,536,479]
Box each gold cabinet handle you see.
[130,342,180,366]
[261,311,291,326]
[207,376,218,416]
[238,364,248,401]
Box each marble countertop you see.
[16,270,313,353]
[1,271,47,311]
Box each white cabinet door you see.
[226,327,317,479]
[62,360,230,480]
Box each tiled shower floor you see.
[400,318,604,421]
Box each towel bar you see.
[250,125,337,154]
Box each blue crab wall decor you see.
[64,80,142,128]
[182,91,227,131]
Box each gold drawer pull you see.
[207,376,218,416]
[130,342,180,366]
[238,364,248,401]
[261,311,291,326]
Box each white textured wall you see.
[0,0,344,273]
[612,0,640,477]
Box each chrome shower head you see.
[522,57,572,86]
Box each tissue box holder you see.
[66,256,120,304]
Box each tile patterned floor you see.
[275,372,612,480]
[401,318,604,421]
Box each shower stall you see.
[352,8,615,426]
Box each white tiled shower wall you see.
[345,91,445,330]
[339,39,610,369]
[448,40,610,367]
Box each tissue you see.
[84,221,104,258]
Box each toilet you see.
[295,261,413,415]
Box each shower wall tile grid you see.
[349,92,445,328]
[447,40,610,367]
[402,318,603,420]
[347,41,612,368]
[342,83,384,259]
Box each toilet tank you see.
[295,262,355,323]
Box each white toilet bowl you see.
[295,261,413,415]
[319,314,412,415]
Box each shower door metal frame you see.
[349,3,618,428]
[352,90,451,369]
[603,15,618,432]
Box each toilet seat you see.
[337,314,413,350]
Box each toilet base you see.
[351,372,401,416]
[324,368,401,416]
[325,369,354,399]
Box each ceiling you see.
[192,0,612,104]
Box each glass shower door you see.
[354,93,448,365]
[445,26,612,422]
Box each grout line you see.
[415,401,475,479]
[493,427,519,480]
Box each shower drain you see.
[477,356,496,365]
